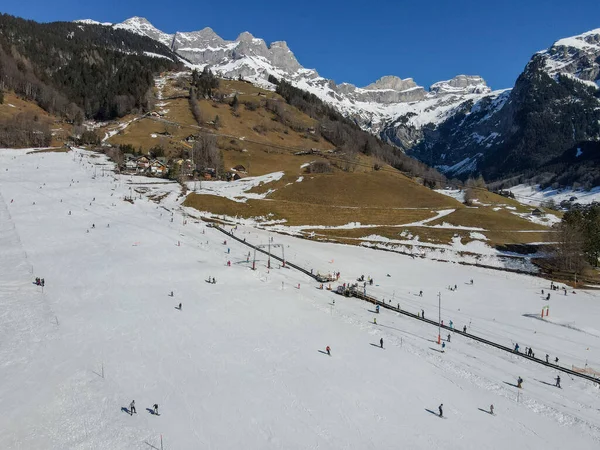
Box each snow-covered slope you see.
[2,148,600,449]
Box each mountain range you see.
[75,17,600,185]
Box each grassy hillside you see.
[0,92,71,147]
[105,72,558,250]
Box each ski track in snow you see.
[1,148,600,449]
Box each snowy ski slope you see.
[1,149,599,449]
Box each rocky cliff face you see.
[407,30,600,181]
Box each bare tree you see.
[192,133,221,175]
[554,220,585,273]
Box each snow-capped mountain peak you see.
[114,16,173,48]
[539,29,600,87]
[81,16,495,152]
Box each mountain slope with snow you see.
[75,17,600,184]
[100,17,494,142]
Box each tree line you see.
[553,203,600,273]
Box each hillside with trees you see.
[0,13,180,124]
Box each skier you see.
[68,210,71,215]
[442,342,446,351]
[449,320,453,329]
[438,404,443,417]
[463,325,467,333]
[547,293,551,300]
[421,309,425,319]
[326,345,331,356]
[130,400,136,415]
[470,279,474,285]
[419,290,423,297]
[546,354,549,363]
[92,224,95,229]
[170,291,174,297]
[555,375,561,388]
[555,357,559,364]
[376,305,380,313]
[41,279,45,287]
[178,303,182,310]
[380,338,384,349]
[153,404,159,415]
[447,334,451,343]
[517,376,523,389]
[373,317,377,325]
[514,343,520,353]
[490,404,494,415]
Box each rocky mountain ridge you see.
[77,16,493,140]
[77,17,600,183]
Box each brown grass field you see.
[104,72,561,248]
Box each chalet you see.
[531,208,545,216]
[233,164,247,173]
[125,159,138,171]
[149,160,168,176]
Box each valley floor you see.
[1,149,599,449]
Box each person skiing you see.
[449,320,453,329]
[373,317,377,325]
[326,345,331,356]
[130,400,136,415]
[547,293,551,300]
[170,291,174,297]
[178,303,182,310]
[463,325,467,333]
[380,338,384,349]
[153,404,159,415]
[555,375,561,388]
[490,404,494,415]
[517,376,523,389]
[447,334,451,343]
[438,404,443,417]
[555,357,559,364]
[419,290,423,297]
[41,279,45,287]
[376,305,380,313]
[514,343,520,353]
[546,354,549,363]
[442,342,446,351]
[421,309,425,319]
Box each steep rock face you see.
[407,44,600,180]
[540,29,600,84]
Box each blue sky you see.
[2,0,599,90]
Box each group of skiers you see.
[514,345,561,366]
[34,277,45,287]
[128,400,159,416]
